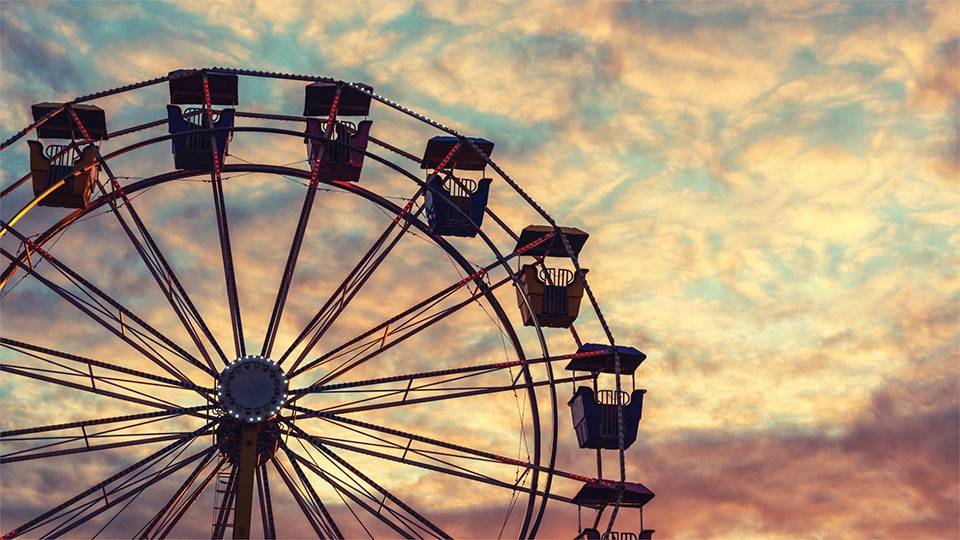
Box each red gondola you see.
[304,119,372,182]
[303,82,373,182]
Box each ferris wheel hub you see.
[216,355,288,423]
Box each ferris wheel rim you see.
[0,161,560,537]
[0,67,639,537]
[0,124,568,528]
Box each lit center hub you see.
[217,355,288,423]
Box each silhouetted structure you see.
[568,344,647,449]
[303,81,373,183]
[166,70,237,171]
[27,103,105,208]
[514,225,589,327]
[3,67,658,539]
[421,136,495,237]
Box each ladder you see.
[211,470,235,538]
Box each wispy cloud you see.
[1,0,957,537]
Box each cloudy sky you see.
[1,1,958,538]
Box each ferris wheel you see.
[0,68,655,539]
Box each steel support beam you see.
[232,423,259,539]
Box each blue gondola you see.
[304,119,372,182]
[424,173,491,237]
[419,135,495,236]
[167,105,234,171]
[568,387,645,449]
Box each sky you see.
[1,0,958,538]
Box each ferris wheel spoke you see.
[292,417,530,504]
[0,363,198,412]
[288,267,511,384]
[260,161,325,359]
[279,193,426,372]
[285,445,347,538]
[136,451,220,539]
[294,423,452,539]
[307,275,513,393]
[203,75,246,361]
[295,364,503,399]
[295,368,513,416]
[261,118,397,361]
[0,362,189,411]
[297,412,604,493]
[1,337,210,395]
[97,444,215,539]
[0,247,196,386]
[286,261,503,380]
[256,462,277,539]
[280,197,554,378]
[2,422,215,539]
[302,430,452,539]
[270,455,339,538]
[0,227,214,383]
[286,424,574,508]
[1,432,191,464]
[39,445,214,539]
[2,413,208,465]
[291,349,589,396]
[92,149,228,371]
[210,171,246,360]
[283,445,420,538]
[1,405,215,438]
[153,456,227,539]
[288,374,591,416]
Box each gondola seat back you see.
[568,386,644,449]
[167,105,234,171]
[29,141,98,209]
[424,173,491,237]
[515,263,586,328]
[305,119,372,182]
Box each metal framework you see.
[0,68,652,539]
